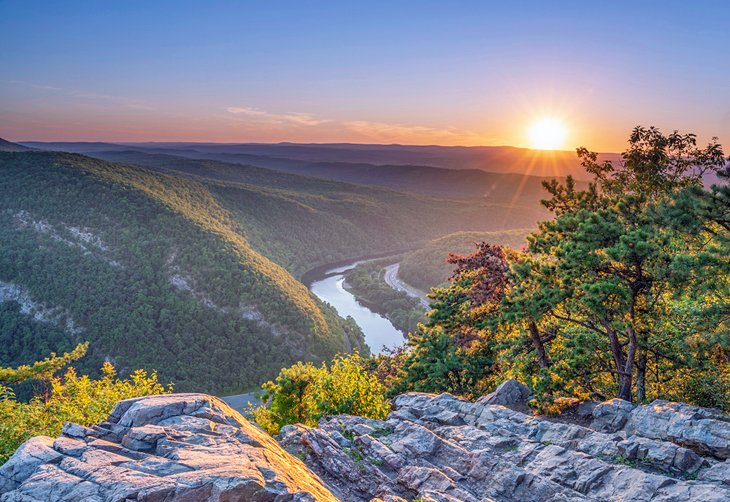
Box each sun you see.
[528,118,567,150]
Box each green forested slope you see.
[0,151,365,393]
[83,150,549,276]
[398,229,533,291]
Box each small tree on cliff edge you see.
[522,126,727,402]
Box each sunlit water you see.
[309,263,404,355]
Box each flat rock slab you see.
[0,393,336,502]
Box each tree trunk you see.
[619,326,638,402]
[618,373,633,402]
[601,318,633,402]
[528,320,551,368]
[636,349,647,403]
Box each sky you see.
[1,1,729,152]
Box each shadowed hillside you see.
[22,141,619,189]
[0,138,32,152]
[0,150,365,393]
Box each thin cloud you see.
[5,80,63,91]
[5,80,154,110]
[226,106,328,126]
[344,120,483,144]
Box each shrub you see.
[252,353,390,434]
[0,362,171,464]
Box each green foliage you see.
[0,151,366,392]
[252,362,321,434]
[344,260,426,334]
[0,361,170,465]
[94,150,547,278]
[0,302,77,374]
[392,126,730,410]
[0,342,88,386]
[399,230,532,291]
[394,278,497,400]
[252,353,390,434]
[512,127,729,403]
[0,147,551,393]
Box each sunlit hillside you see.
[0,150,366,392]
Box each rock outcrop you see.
[0,394,336,501]
[281,393,730,501]
[2,391,729,501]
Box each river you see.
[223,258,411,411]
[309,261,404,355]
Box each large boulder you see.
[591,398,636,433]
[0,393,337,501]
[476,378,530,407]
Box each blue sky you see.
[1,1,728,150]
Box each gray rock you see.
[698,459,730,485]
[0,437,61,493]
[3,392,729,501]
[591,398,636,433]
[0,393,337,501]
[283,392,730,501]
[576,400,599,418]
[617,435,705,474]
[624,400,730,459]
[476,378,530,406]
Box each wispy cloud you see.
[344,120,482,144]
[5,80,155,110]
[5,80,63,92]
[226,106,328,126]
[224,107,490,144]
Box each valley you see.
[3,4,728,499]
[0,140,551,394]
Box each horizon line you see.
[11,138,618,155]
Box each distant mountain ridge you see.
[21,141,604,197]
[115,141,616,178]
[0,138,32,152]
[21,141,621,176]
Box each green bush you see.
[252,353,390,434]
[0,362,171,465]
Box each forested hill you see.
[0,150,366,393]
[0,138,32,152]
[53,149,550,277]
[0,147,550,393]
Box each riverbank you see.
[309,262,404,354]
[341,260,427,335]
[383,263,430,308]
[300,247,416,287]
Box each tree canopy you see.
[396,126,730,410]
